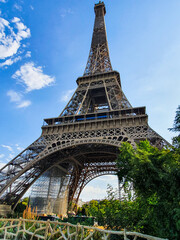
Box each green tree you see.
[116,140,180,239]
[14,197,29,216]
[169,105,180,132]
[169,105,180,148]
[79,186,142,232]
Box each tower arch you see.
[0,139,122,209]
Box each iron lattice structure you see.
[0,2,168,214]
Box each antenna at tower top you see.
[96,1,103,4]
[94,1,106,15]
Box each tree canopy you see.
[116,140,180,239]
[169,105,180,148]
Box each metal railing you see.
[0,218,168,240]
[43,107,146,127]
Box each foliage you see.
[169,105,180,148]
[14,197,29,217]
[77,188,144,232]
[169,105,180,133]
[62,216,95,226]
[116,140,180,240]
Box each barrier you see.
[0,218,168,240]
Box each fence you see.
[0,218,168,240]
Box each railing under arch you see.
[0,218,168,240]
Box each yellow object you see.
[22,205,38,219]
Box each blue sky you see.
[0,0,180,201]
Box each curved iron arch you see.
[0,139,125,209]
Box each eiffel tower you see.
[0,1,168,215]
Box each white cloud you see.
[0,154,5,159]
[0,56,21,67]
[1,144,13,152]
[17,146,23,151]
[12,62,55,92]
[99,175,118,182]
[30,5,34,10]
[15,144,24,151]
[8,153,14,159]
[80,185,106,201]
[7,89,31,108]
[13,3,22,11]
[60,8,74,18]
[0,162,5,170]
[0,143,24,165]
[7,90,22,102]
[80,175,119,201]
[5,153,15,162]
[17,100,31,108]
[0,0,7,3]
[25,51,31,58]
[12,17,30,41]
[61,89,75,102]
[0,16,30,60]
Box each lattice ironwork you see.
[0,1,169,215]
[30,167,69,215]
[84,2,112,76]
[60,72,132,116]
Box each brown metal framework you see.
[84,2,112,76]
[0,1,168,213]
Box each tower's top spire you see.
[94,1,106,15]
[83,2,112,76]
